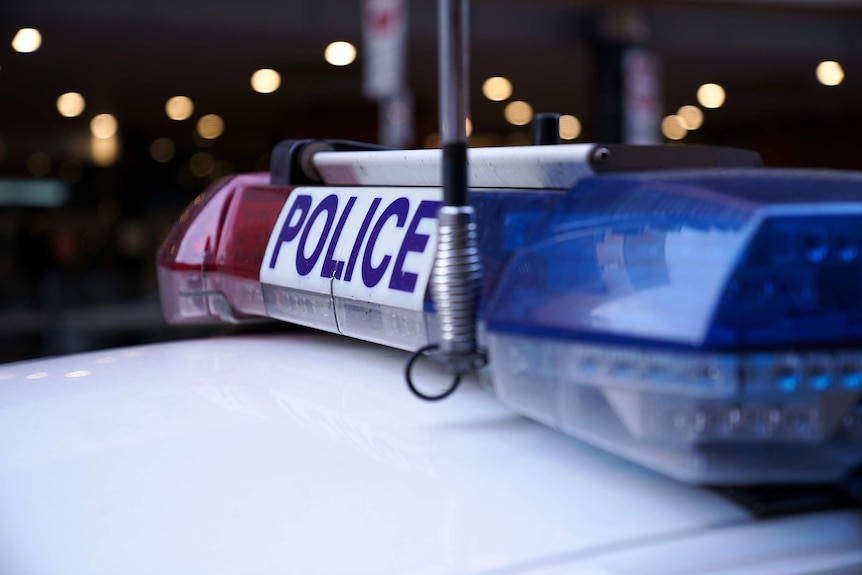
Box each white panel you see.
[313,144,596,189]
[261,186,440,312]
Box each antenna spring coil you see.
[430,206,484,370]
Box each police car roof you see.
[1,333,860,574]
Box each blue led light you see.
[710,214,862,347]
[837,237,858,262]
[844,373,862,390]
[779,374,799,393]
[810,373,831,391]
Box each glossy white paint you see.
[521,511,862,574]
[0,334,856,574]
[313,145,595,189]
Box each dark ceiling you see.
[2,0,862,174]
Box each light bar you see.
[157,149,862,485]
[485,169,862,483]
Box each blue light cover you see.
[486,169,862,350]
[485,169,862,483]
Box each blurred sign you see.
[363,0,408,99]
[622,47,662,145]
[0,179,68,206]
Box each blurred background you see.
[1,0,861,362]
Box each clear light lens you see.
[490,332,862,483]
[262,285,337,332]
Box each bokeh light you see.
[165,96,194,121]
[196,114,224,139]
[150,138,176,163]
[559,115,581,140]
[12,28,41,53]
[251,69,282,93]
[661,115,687,140]
[324,41,357,66]
[57,92,86,118]
[504,101,533,126]
[92,136,119,167]
[482,77,513,101]
[677,105,704,130]
[190,151,215,177]
[816,61,844,86]
[90,114,118,139]
[697,83,726,109]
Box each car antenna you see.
[405,0,486,400]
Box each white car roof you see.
[0,333,859,574]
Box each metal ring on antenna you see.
[405,344,462,401]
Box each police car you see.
[1,139,861,574]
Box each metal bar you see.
[438,0,469,207]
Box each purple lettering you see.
[389,200,439,292]
[344,197,381,282]
[296,194,338,276]
[362,198,409,288]
[268,194,312,269]
[321,196,356,280]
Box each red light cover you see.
[157,174,293,324]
